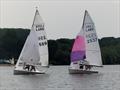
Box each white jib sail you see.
[15,29,40,70]
[83,10,102,66]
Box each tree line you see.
[0,28,120,65]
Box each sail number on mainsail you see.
[35,25,47,46]
[85,24,97,43]
[36,25,44,31]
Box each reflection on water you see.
[0,65,120,90]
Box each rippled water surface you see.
[0,65,120,90]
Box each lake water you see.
[0,65,120,90]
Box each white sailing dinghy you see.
[69,10,103,74]
[14,9,49,75]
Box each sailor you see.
[85,65,92,70]
[23,62,30,71]
[29,59,36,71]
[79,64,84,70]
[30,65,36,71]
[84,61,92,70]
[79,61,84,70]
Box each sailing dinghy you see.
[14,8,49,75]
[69,10,103,74]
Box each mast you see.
[32,7,39,27]
[82,10,87,29]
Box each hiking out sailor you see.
[85,65,92,70]
[79,60,84,70]
[23,62,30,71]
[30,65,36,71]
[79,64,84,70]
[84,60,92,70]
[29,59,36,71]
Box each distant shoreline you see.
[0,64,15,66]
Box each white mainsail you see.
[15,9,48,73]
[83,10,102,66]
[32,9,48,67]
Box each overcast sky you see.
[0,0,119,39]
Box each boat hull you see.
[14,70,45,75]
[69,68,98,74]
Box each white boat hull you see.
[14,69,45,75]
[69,68,98,74]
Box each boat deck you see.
[14,69,45,75]
[69,68,98,74]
